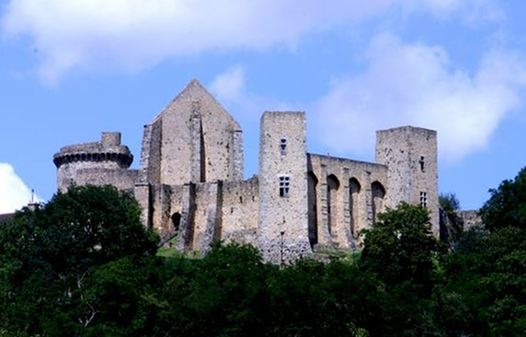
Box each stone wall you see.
[457,210,483,230]
[73,168,137,192]
[145,177,259,253]
[138,116,162,185]
[221,177,259,246]
[307,154,388,250]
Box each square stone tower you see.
[258,111,312,264]
[375,126,439,234]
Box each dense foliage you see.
[1,168,526,336]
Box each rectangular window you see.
[420,191,427,208]
[279,175,290,197]
[280,138,287,155]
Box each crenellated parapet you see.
[54,132,133,169]
[53,149,133,169]
[54,132,136,192]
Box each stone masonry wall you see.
[192,182,223,252]
[457,210,483,230]
[146,178,259,253]
[73,168,137,192]
[138,116,162,185]
[221,177,259,246]
[307,154,388,250]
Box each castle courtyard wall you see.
[221,177,259,246]
[307,154,388,249]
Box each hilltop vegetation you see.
[1,169,526,337]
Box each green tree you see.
[443,167,526,336]
[80,256,164,337]
[151,243,272,337]
[360,203,438,290]
[480,167,526,232]
[358,203,444,337]
[0,185,159,337]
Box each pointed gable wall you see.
[139,80,244,186]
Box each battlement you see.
[261,111,305,118]
[53,132,133,169]
[376,125,437,137]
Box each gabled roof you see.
[148,79,242,130]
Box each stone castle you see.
[53,80,438,264]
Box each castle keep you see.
[54,80,439,264]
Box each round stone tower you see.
[53,132,134,192]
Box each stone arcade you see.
[54,80,439,264]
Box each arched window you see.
[349,178,361,238]
[371,181,386,224]
[327,174,340,235]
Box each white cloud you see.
[402,0,505,24]
[210,65,246,102]
[310,33,526,162]
[209,65,295,122]
[1,0,502,83]
[0,163,36,213]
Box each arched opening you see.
[349,177,361,238]
[171,212,181,233]
[371,181,386,224]
[327,174,340,236]
[169,212,181,247]
[308,172,319,247]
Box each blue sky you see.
[1,0,525,213]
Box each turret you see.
[53,132,134,192]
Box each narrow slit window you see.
[279,175,290,197]
[280,138,287,155]
[420,191,428,208]
[419,156,425,172]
